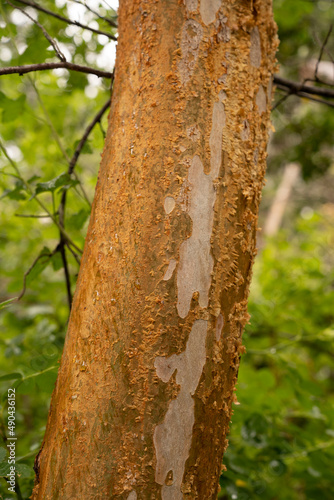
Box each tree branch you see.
[56,97,112,284]
[13,0,117,40]
[274,75,334,100]
[315,24,333,81]
[65,241,81,266]
[297,91,334,108]
[70,0,117,28]
[68,97,111,175]
[15,213,54,218]
[58,196,73,310]
[0,62,113,79]
[8,0,66,62]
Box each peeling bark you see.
[32,0,278,498]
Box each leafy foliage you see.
[219,213,334,499]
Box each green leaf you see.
[51,251,63,271]
[35,173,78,195]
[0,92,26,123]
[35,369,58,392]
[16,463,34,478]
[27,175,41,184]
[0,373,22,382]
[0,298,17,310]
[0,462,33,478]
[25,247,52,286]
[0,448,7,463]
[0,180,27,201]
[67,209,89,231]
[0,462,10,477]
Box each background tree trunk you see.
[32,1,277,498]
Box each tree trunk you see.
[32,1,277,498]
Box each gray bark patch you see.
[177,99,225,318]
[164,196,176,214]
[178,20,203,86]
[154,319,208,498]
[184,0,198,12]
[256,85,267,114]
[127,492,137,500]
[163,260,177,281]
[177,156,215,318]
[250,27,261,68]
[209,101,226,178]
[200,0,222,25]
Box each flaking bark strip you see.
[154,320,208,500]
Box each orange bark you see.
[32,1,277,498]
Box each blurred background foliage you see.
[0,0,333,499]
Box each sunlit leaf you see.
[35,173,78,195]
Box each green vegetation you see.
[220,213,334,499]
[1,0,334,498]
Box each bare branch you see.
[272,91,291,111]
[15,213,54,218]
[58,198,73,310]
[315,24,333,81]
[13,0,117,40]
[65,242,81,266]
[0,62,113,79]
[68,97,111,175]
[55,97,112,287]
[274,75,334,105]
[303,77,334,88]
[56,97,112,271]
[7,0,66,62]
[70,0,117,28]
[297,91,334,108]
[59,241,73,310]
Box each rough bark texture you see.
[32,1,277,498]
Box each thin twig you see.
[271,91,292,111]
[0,62,113,79]
[13,0,116,40]
[68,98,111,175]
[56,97,112,275]
[7,0,66,62]
[70,0,117,28]
[315,24,333,81]
[297,91,334,108]
[65,241,81,265]
[303,77,334,88]
[101,0,115,14]
[17,248,56,301]
[58,194,73,310]
[15,213,54,218]
[274,75,334,100]
[72,172,91,207]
